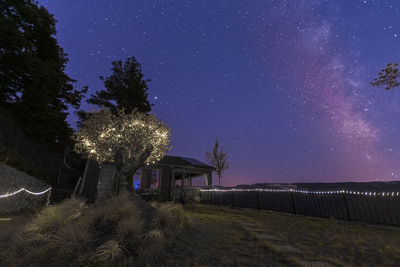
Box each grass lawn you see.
[183,204,400,266]
[1,202,399,266]
[156,207,297,266]
[0,212,35,252]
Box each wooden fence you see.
[182,188,400,226]
[172,187,201,202]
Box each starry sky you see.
[39,0,400,186]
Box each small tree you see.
[371,63,400,90]
[206,139,229,187]
[75,108,170,193]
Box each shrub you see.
[118,214,143,251]
[151,202,191,237]
[91,192,139,221]
[88,193,142,243]
[4,194,192,266]
[28,197,86,234]
[4,195,139,266]
[145,228,165,241]
[90,239,124,264]
[46,220,91,260]
[4,197,90,266]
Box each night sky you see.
[39,0,400,186]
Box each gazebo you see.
[139,155,214,201]
[76,155,214,202]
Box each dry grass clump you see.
[3,194,194,266]
[116,207,144,253]
[134,202,192,266]
[90,239,124,264]
[5,197,90,266]
[49,222,91,257]
[145,228,165,241]
[29,197,87,234]
[87,192,143,247]
[94,192,139,222]
[151,202,191,237]
[4,194,146,266]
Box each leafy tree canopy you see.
[75,108,170,192]
[371,63,400,90]
[0,0,86,151]
[87,57,152,115]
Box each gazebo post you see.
[171,170,175,201]
[181,172,186,202]
[203,173,209,186]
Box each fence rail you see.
[182,188,400,226]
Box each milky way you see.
[267,2,397,181]
[40,0,400,185]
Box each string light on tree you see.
[75,108,171,193]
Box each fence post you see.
[232,190,235,208]
[212,190,215,205]
[256,191,260,210]
[343,193,351,221]
[290,192,296,215]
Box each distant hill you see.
[234,181,400,192]
[234,183,297,190]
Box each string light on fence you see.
[0,187,52,199]
[199,188,400,197]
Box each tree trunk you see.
[122,167,139,192]
[113,170,122,194]
[114,149,126,194]
[112,148,152,195]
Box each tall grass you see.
[151,202,191,237]
[28,197,87,234]
[3,194,191,266]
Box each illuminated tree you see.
[371,63,400,90]
[75,108,171,193]
[206,139,229,187]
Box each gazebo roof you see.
[152,155,214,170]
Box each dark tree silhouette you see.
[0,0,86,151]
[87,57,152,115]
[206,139,229,187]
[371,63,400,90]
